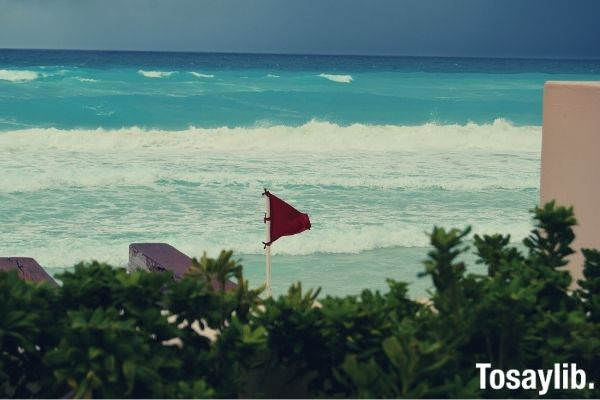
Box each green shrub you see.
[0,202,598,398]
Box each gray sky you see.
[1,0,599,59]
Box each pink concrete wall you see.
[540,81,600,284]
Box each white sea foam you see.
[236,222,533,256]
[0,69,39,82]
[0,120,541,195]
[75,77,98,83]
[267,74,280,78]
[4,218,533,270]
[0,120,540,261]
[0,164,539,194]
[319,73,353,83]
[138,70,175,78]
[189,72,214,78]
[0,119,541,154]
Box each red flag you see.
[263,189,311,246]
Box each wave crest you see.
[4,219,533,270]
[319,73,353,83]
[75,77,98,83]
[0,120,541,193]
[138,70,175,78]
[0,119,540,153]
[189,72,214,78]
[0,69,38,82]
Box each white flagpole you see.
[265,191,272,297]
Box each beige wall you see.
[540,81,600,284]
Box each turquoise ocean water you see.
[2,50,600,297]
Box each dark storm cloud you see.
[1,0,599,58]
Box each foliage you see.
[0,202,599,398]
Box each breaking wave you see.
[7,219,533,269]
[75,77,98,83]
[0,119,541,193]
[319,73,353,83]
[199,221,533,256]
[0,119,541,153]
[138,70,175,78]
[189,72,214,78]
[0,119,540,264]
[0,166,540,194]
[0,69,38,82]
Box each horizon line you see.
[1,47,599,62]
